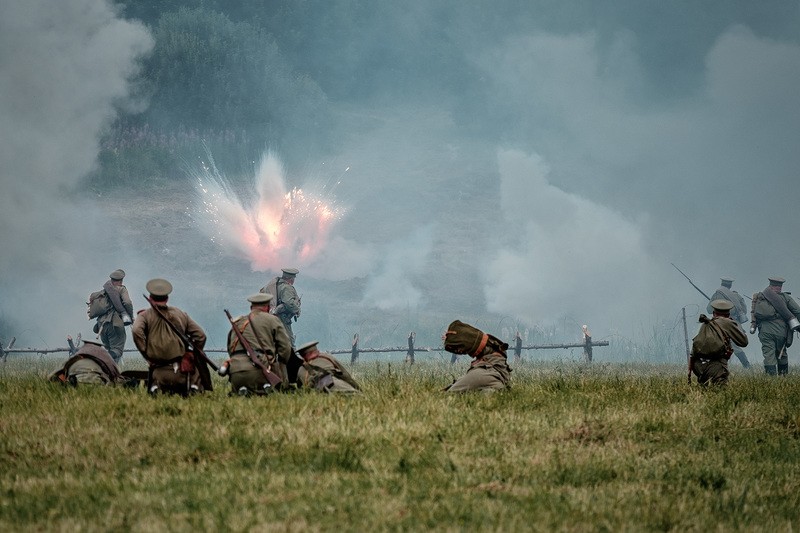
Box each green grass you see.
[1,358,799,531]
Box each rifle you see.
[671,263,712,301]
[143,295,217,392]
[224,309,282,388]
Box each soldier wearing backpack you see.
[259,268,301,347]
[706,277,750,369]
[49,337,127,386]
[690,299,748,386]
[750,276,800,375]
[88,269,133,364]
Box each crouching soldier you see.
[220,293,293,396]
[690,299,748,386]
[442,320,512,393]
[132,278,212,396]
[49,337,126,386]
[296,341,361,393]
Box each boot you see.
[778,363,789,375]
[764,365,778,376]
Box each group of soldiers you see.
[690,276,800,386]
[53,268,799,394]
[53,267,510,395]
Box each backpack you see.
[691,316,728,358]
[87,289,112,319]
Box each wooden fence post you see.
[350,333,360,364]
[514,332,523,363]
[582,325,592,362]
[405,332,416,364]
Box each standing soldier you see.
[706,277,751,368]
[132,278,211,395]
[296,341,361,393]
[690,300,748,386]
[221,293,293,396]
[751,276,800,375]
[260,267,301,347]
[95,269,133,364]
[442,320,512,393]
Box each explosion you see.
[192,151,345,271]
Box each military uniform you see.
[222,293,293,395]
[443,320,512,393]
[131,278,209,395]
[691,300,748,386]
[96,269,133,363]
[261,268,301,347]
[49,338,125,386]
[706,277,750,368]
[751,277,800,375]
[296,341,361,393]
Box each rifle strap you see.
[230,318,251,354]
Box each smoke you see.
[0,1,152,346]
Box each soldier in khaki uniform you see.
[221,293,293,396]
[442,320,512,393]
[706,277,750,368]
[690,300,749,386]
[751,276,800,375]
[49,337,126,386]
[260,268,301,347]
[96,269,134,363]
[132,278,210,395]
[296,341,361,393]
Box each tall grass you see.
[1,357,799,531]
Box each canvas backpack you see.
[691,316,729,358]
[87,289,112,319]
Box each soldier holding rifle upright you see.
[751,276,800,375]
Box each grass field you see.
[1,357,799,532]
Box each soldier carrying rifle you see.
[750,276,800,375]
[260,267,301,348]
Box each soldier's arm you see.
[120,287,134,316]
[273,321,293,364]
[787,295,800,321]
[184,313,207,351]
[281,286,301,315]
[723,319,749,347]
[131,312,148,354]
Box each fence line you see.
[1,328,609,363]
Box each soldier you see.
[95,269,133,364]
[131,278,211,395]
[260,267,301,347]
[296,340,361,393]
[690,300,748,386]
[751,276,800,375]
[706,277,751,368]
[442,320,512,393]
[49,337,127,386]
[221,293,293,396]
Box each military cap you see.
[109,269,126,281]
[281,268,299,277]
[720,277,734,285]
[768,276,786,286]
[297,340,319,354]
[81,337,103,346]
[443,320,488,356]
[145,278,173,296]
[710,299,734,313]
[247,293,273,304]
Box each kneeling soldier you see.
[690,299,749,386]
[221,293,293,396]
[296,341,361,393]
[49,337,126,386]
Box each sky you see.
[1,1,799,357]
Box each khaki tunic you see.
[753,291,800,366]
[97,285,133,362]
[225,309,292,392]
[50,343,123,385]
[446,352,512,393]
[132,304,207,393]
[297,353,360,393]
[691,316,748,386]
[274,280,301,345]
